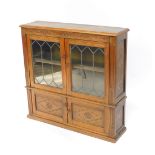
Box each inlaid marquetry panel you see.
[72,104,104,128]
[32,90,67,123]
[68,98,105,133]
[36,94,63,117]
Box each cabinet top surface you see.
[20,21,129,36]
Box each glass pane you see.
[71,44,104,97]
[31,40,62,88]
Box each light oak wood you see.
[68,97,105,134]
[20,21,129,36]
[31,89,67,124]
[20,21,129,143]
[27,114,126,143]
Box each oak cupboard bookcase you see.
[20,21,129,142]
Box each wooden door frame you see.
[31,88,67,123]
[26,34,67,94]
[65,38,109,103]
[67,97,106,134]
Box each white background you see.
[0,0,154,154]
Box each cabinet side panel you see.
[21,29,33,114]
[26,89,33,115]
[115,98,126,134]
[115,34,127,98]
[21,29,31,86]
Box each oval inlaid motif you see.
[84,112,92,119]
[46,102,52,109]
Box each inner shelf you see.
[34,58,104,73]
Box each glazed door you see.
[65,39,109,103]
[27,35,66,94]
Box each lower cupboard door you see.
[32,89,67,124]
[68,98,105,134]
